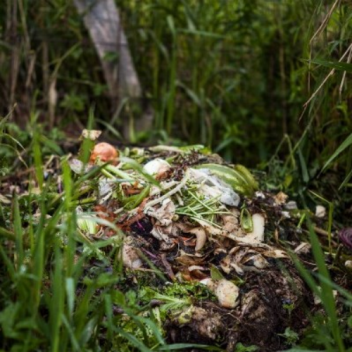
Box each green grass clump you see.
[0,130,214,351]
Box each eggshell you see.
[143,159,170,175]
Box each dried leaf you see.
[0,194,11,204]
[222,210,240,234]
[189,227,207,252]
[294,242,311,254]
[147,198,175,226]
[242,254,268,269]
[262,249,289,259]
[274,191,288,205]
[81,129,102,140]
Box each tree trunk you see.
[74,0,154,140]
[74,0,141,101]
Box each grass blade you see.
[322,133,352,172]
[311,59,352,73]
[13,193,24,267]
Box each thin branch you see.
[300,43,352,121]
[309,0,340,46]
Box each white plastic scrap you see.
[69,158,92,175]
[315,205,326,218]
[285,201,298,210]
[281,211,291,219]
[189,168,240,207]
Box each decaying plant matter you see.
[61,132,319,351]
[2,131,345,351]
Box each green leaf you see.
[50,242,64,352]
[322,133,352,171]
[210,265,224,281]
[119,156,160,186]
[0,302,21,339]
[159,344,224,351]
[240,208,253,233]
[78,317,98,346]
[33,131,44,190]
[234,343,258,352]
[66,277,75,318]
[122,185,150,210]
[311,59,352,73]
[115,327,153,352]
[0,226,15,241]
[13,193,24,267]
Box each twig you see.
[300,43,352,121]
[339,46,352,99]
[309,0,340,47]
[313,226,329,237]
[161,253,176,281]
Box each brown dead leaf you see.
[262,248,289,259]
[274,191,288,205]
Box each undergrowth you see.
[1,117,352,351]
[1,0,352,350]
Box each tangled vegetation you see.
[1,0,352,351]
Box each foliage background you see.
[0,0,351,179]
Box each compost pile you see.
[61,132,316,351]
